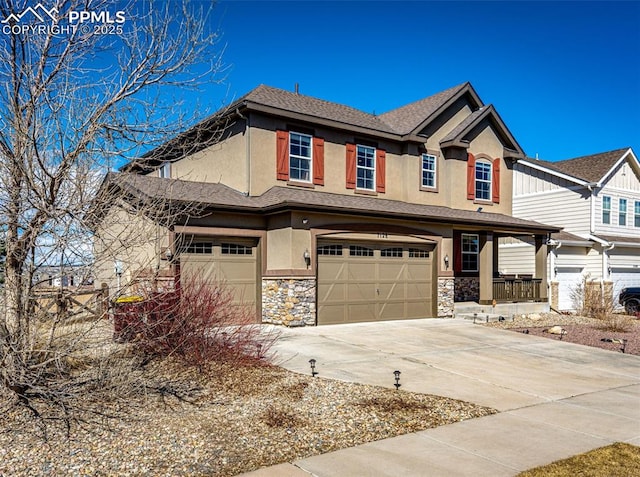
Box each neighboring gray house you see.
[499,148,640,310]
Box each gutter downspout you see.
[587,183,598,234]
[549,240,561,281]
[602,242,615,303]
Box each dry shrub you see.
[114,273,278,369]
[262,405,304,428]
[571,275,632,332]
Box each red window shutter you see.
[376,149,386,193]
[313,137,324,186]
[276,130,289,181]
[466,153,476,200]
[492,158,500,203]
[345,143,356,189]
[453,232,462,274]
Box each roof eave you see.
[257,200,559,233]
[407,82,484,136]
[597,148,635,186]
[517,159,591,187]
[244,101,402,141]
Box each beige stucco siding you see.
[171,120,248,192]
[93,205,169,293]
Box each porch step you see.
[453,301,550,320]
[457,313,515,323]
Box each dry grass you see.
[518,442,640,477]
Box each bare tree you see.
[0,0,228,431]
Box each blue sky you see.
[202,0,640,162]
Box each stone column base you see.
[262,278,316,326]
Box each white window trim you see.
[421,153,437,189]
[619,198,627,226]
[159,161,170,178]
[356,144,376,191]
[602,196,611,224]
[461,233,479,272]
[289,131,313,183]
[634,200,640,228]
[475,160,492,201]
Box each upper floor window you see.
[475,161,492,201]
[602,196,611,224]
[635,201,640,228]
[356,145,376,190]
[159,162,170,178]
[276,130,324,185]
[289,132,312,182]
[462,233,479,272]
[619,198,627,226]
[422,154,437,189]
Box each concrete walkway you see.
[242,319,640,476]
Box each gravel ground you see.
[485,312,640,355]
[3,313,637,476]
[0,360,495,477]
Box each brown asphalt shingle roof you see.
[520,148,631,183]
[594,234,640,245]
[377,83,470,134]
[239,83,476,136]
[550,231,592,243]
[441,107,487,144]
[243,85,396,134]
[109,173,559,233]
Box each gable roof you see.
[124,82,522,171]
[551,148,633,183]
[105,173,559,234]
[377,82,478,135]
[518,148,637,185]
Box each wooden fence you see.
[29,284,110,322]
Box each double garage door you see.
[317,241,435,325]
[179,238,259,314]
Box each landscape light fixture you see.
[393,370,401,390]
[309,358,318,377]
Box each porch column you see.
[479,232,493,305]
[535,235,548,301]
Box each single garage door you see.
[317,241,434,325]
[556,267,584,311]
[179,237,259,315]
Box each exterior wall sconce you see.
[393,370,401,390]
[303,249,311,268]
[162,247,173,262]
[302,218,309,224]
[443,254,450,269]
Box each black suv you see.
[619,287,640,314]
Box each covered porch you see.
[455,231,550,306]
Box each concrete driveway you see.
[245,318,640,476]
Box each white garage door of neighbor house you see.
[610,268,640,309]
[317,241,434,325]
[179,238,259,315]
[556,267,584,311]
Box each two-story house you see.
[499,148,640,310]
[94,82,558,325]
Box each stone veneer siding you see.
[454,277,480,302]
[262,278,316,326]
[437,277,454,317]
